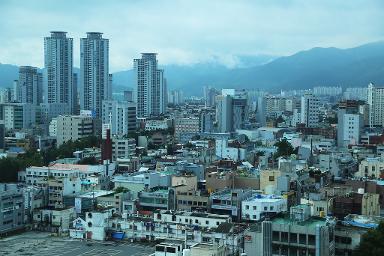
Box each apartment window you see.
[245,205,249,210]
[253,206,257,210]
[272,231,280,241]
[205,220,209,225]
[299,234,306,244]
[269,176,275,181]
[281,232,288,242]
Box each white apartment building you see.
[367,83,384,127]
[145,119,169,131]
[101,100,136,136]
[155,210,232,229]
[111,137,136,160]
[300,93,320,127]
[242,194,287,221]
[175,117,199,142]
[215,139,246,161]
[56,115,94,146]
[23,163,115,186]
[337,111,361,147]
[1,103,36,130]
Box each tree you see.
[114,187,129,193]
[0,158,21,182]
[353,222,384,256]
[77,157,98,165]
[167,144,176,155]
[42,136,100,165]
[274,139,294,159]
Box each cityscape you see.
[0,1,384,256]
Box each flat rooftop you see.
[243,194,284,202]
[272,216,328,228]
[78,190,115,198]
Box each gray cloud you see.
[0,0,383,71]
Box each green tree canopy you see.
[353,222,384,256]
[274,139,294,159]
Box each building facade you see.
[56,115,95,146]
[80,32,111,118]
[0,184,24,235]
[0,103,36,130]
[44,31,74,113]
[101,100,136,136]
[134,53,166,118]
[15,66,43,106]
[301,93,320,127]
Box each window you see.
[272,231,279,241]
[269,176,275,181]
[205,220,209,225]
[245,205,249,210]
[299,234,306,244]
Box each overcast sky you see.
[0,0,383,72]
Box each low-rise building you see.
[23,163,115,186]
[0,184,24,235]
[175,117,199,143]
[33,207,75,232]
[209,189,255,221]
[155,210,231,229]
[190,243,226,256]
[215,139,246,162]
[48,176,81,208]
[244,205,336,256]
[111,137,136,161]
[56,115,95,146]
[260,169,281,194]
[145,119,169,131]
[356,157,384,178]
[242,194,287,221]
[176,191,209,212]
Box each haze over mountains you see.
[1,41,384,96]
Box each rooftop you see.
[78,190,115,198]
[243,194,285,203]
[272,215,330,228]
[160,210,230,220]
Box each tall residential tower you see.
[134,53,166,118]
[15,66,43,106]
[44,31,74,113]
[80,32,111,118]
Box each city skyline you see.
[0,0,383,71]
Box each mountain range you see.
[2,41,384,96]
